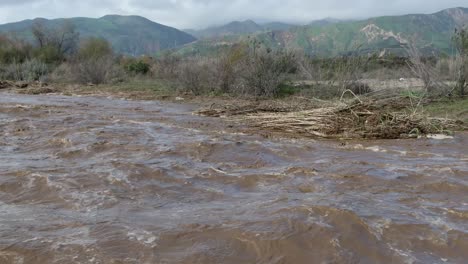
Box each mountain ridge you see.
[0,15,197,56]
[177,7,468,57]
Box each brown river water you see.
[0,92,467,264]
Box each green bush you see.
[125,60,150,75]
[0,48,29,64]
[277,83,298,97]
[0,35,32,64]
[78,38,113,60]
[33,45,63,64]
[69,38,120,85]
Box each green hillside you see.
[0,15,197,56]
[177,7,468,57]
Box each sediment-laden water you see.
[0,93,467,264]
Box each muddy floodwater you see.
[0,92,467,264]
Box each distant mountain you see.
[0,15,197,56]
[186,20,297,39]
[177,7,468,57]
[273,7,468,56]
[186,20,263,39]
[307,18,343,26]
[261,22,297,31]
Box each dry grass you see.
[423,98,468,123]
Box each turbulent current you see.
[0,93,467,264]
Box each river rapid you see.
[0,93,467,264]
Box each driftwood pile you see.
[0,80,56,94]
[197,98,462,139]
[0,80,29,89]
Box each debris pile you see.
[197,98,462,139]
[0,80,56,94]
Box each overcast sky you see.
[0,0,466,29]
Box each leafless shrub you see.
[216,55,239,93]
[453,27,468,96]
[241,49,297,97]
[404,43,449,96]
[151,53,181,79]
[178,58,216,95]
[71,56,124,85]
[215,56,236,93]
[32,20,79,55]
[214,45,247,93]
[435,57,451,80]
[334,54,370,95]
[47,63,73,83]
[297,48,372,99]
